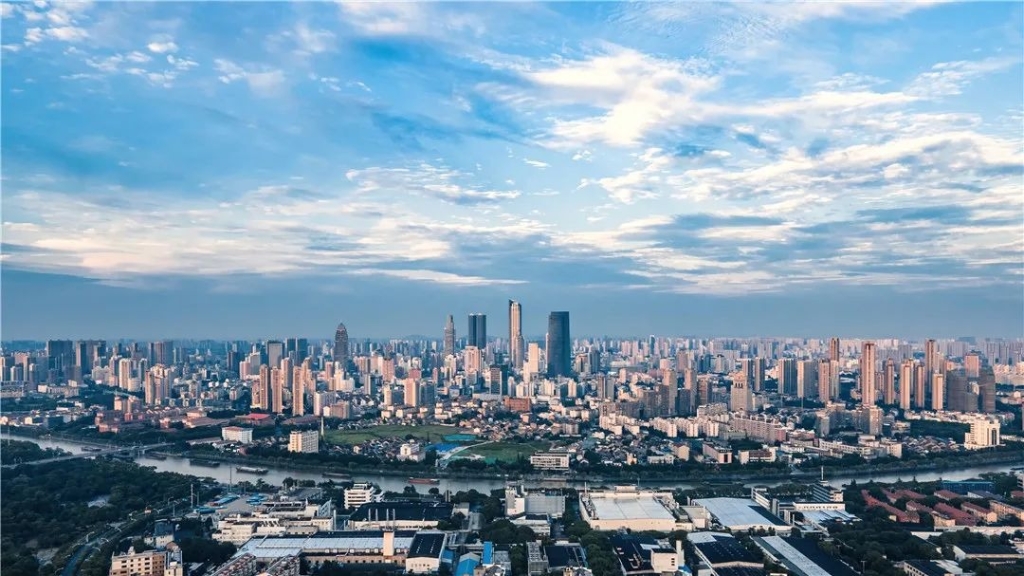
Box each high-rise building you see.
[253,365,271,410]
[271,366,284,414]
[508,300,524,372]
[730,374,751,412]
[334,323,349,368]
[292,361,305,417]
[468,314,487,350]
[546,311,571,378]
[817,359,833,402]
[925,338,938,393]
[741,357,765,392]
[883,359,896,405]
[860,342,877,406]
[778,358,798,396]
[404,378,420,408]
[964,353,981,378]
[443,315,456,358]
[828,337,840,363]
[931,371,945,411]
[899,360,915,410]
[914,363,927,409]
[796,360,817,399]
[979,367,996,413]
[266,340,285,370]
[285,338,308,364]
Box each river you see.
[4,433,1016,493]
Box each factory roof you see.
[754,536,858,576]
[545,544,587,569]
[587,494,674,521]
[408,532,446,559]
[350,502,453,522]
[687,533,759,567]
[234,531,417,559]
[692,498,787,529]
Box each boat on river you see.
[236,466,269,475]
[189,459,222,468]
[408,477,440,485]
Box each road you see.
[61,494,193,576]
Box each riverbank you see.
[166,445,1024,486]
[7,429,1022,487]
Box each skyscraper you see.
[266,340,285,370]
[860,341,877,406]
[899,360,914,410]
[546,311,571,377]
[828,337,840,363]
[778,358,798,396]
[468,314,487,350]
[443,315,456,357]
[334,323,349,368]
[925,338,938,392]
[508,300,524,371]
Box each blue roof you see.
[483,542,494,565]
[455,557,480,576]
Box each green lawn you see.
[324,424,463,446]
[457,441,549,463]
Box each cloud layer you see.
[1,1,1022,337]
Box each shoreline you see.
[7,429,1022,486]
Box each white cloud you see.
[347,268,525,286]
[147,41,178,54]
[523,159,549,169]
[215,59,285,95]
[907,57,1020,97]
[1,3,16,18]
[346,164,521,205]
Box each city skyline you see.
[2,2,1023,339]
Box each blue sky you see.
[2,1,1022,340]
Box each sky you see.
[1,1,1022,341]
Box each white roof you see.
[691,498,786,529]
[757,536,832,576]
[236,533,416,559]
[589,495,674,521]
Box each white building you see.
[221,426,254,444]
[213,500,336,545]
[288,430,319,453]
[399,442,425,462]
[578,486,682,532]
[529,452,570,470]
[964,418,1001,449]
[344,483,381,510]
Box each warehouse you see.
[234,530,417,565]
[579,486,681,532]
[347,502,454,530]
[690,498,790,534]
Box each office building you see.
[334,323,349,368]
[778,358,797,396]
[443,315,456,358]
[266,341,285,371]
[828,337,840,363]
[344,483,382,510]
[109,547,179,576]
[468,313,487,350]
[964,418,1001,448]
[546,311,571,378]
[509,300,524,371]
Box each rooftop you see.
[408,532,446,559]
[234,530,419,559]
[349,502,453,523]
[688,533,760,567]
[692,498,787,529]
[754,536,858,576]
[586,494,674,522]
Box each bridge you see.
[2,442,173,468]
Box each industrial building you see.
[690,498,790,534]
[214,500,336,545]
[234,530,418,566]
[405,532,448,574]
[753,536,858,576]
[609,534,680,576]
[505,483,566,517]
[579,486,682,532]
[347,501,454,530]
[687,532,763,576]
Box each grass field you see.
[324,424,464,446]
[457,441,549,463]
